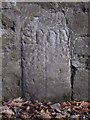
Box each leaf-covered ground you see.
[1,97,90,120]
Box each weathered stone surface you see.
[65,7,88,36]
[86,56,90,70]
[71,36,90,68]
[73,69,89,100]
[2,4,21,100]
[1,2,90,101]
[2,31,21,100]
[21,6,71,102]
[64,3,90,100]
[88,69,90,100]
[75,37,90,55]
[0,55,1,99]
[71,12,88,36]
[0,45,2,102]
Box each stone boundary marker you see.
[0,2,90,102]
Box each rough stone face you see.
[21,6,71,101]
[68,12,88,36]
[71,37,90,100]
[73,69,89,100]
[2,4,21,100]
[75,37,90,56]
[0,41,2,102]
[65,3,89,36]
[65,6,90,100]
[1,2,90,101]
[2,31,21,100]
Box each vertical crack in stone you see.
[71,65,77,100]
[68,32,77,100]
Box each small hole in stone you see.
[82,7,86,12]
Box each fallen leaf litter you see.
[1,97,90,120]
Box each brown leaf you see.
[20,112,30,120]
[40,112,51,119]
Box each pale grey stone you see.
[2,2,90,101]
[21,9,71,102]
